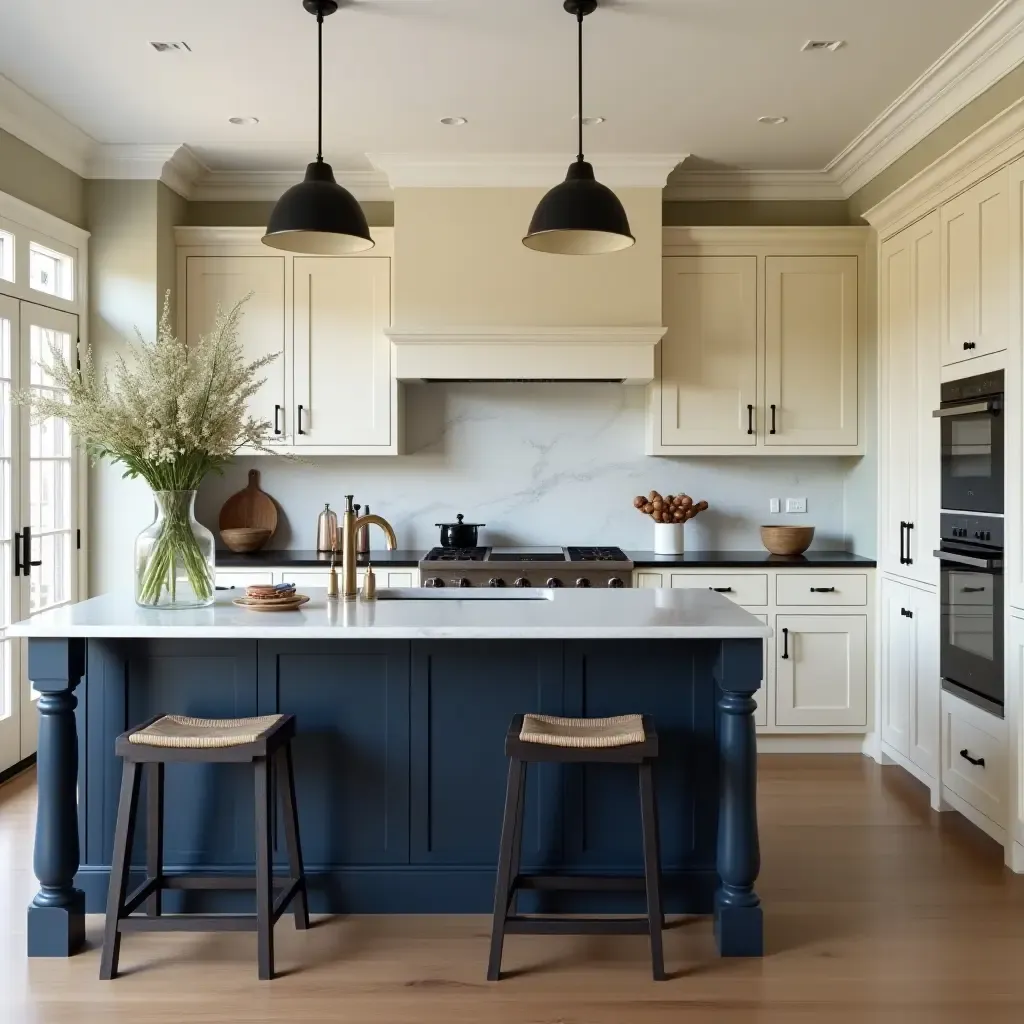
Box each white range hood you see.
[386,325,665,384]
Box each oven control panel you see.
[939,513,1003,548]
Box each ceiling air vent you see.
[801,40,845,52]
[149,41,192,53]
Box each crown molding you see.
[368,153,683,189]
[174,225,395,249]
[663,225,870,251]
[0,74,95,177]
[828,0,1024,196]
[190,168,393,203]
[663,169,846,202]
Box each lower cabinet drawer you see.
[941,690,1007,827]
[669,572,769,606]
[385,570,417,588]
[776,573,868,607]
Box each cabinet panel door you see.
[941,197,977,366]
[184,256,287,442]
[634,570,665,588]
[879,579,912,756]
[977,173,1009,358]
[293,256,392,448]
[764,256,858,447]
[659,257,758,446]
[774,614,867,727]
[909,586,939,778]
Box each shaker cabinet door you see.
[880,579,913,757]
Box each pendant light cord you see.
[576,9,584,163]
[316,6,324,163]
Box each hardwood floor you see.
[3,756,1024,1023]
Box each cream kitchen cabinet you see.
[650,230,867,457]
[175,228,398,455]
[217,566,419,590]
[878,213,941,586]
[775,614,868,728]
[878,577,939,785]
[940,168,1009,366]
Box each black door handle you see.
[298,405,306,435]
[905,522,914,565]
[274,404,282,436]
[709,586,733,593]
[900,607,913,618]
[780,627,789,659]
[809,587,836,593]
[959,748,985,767]
[747,404,754,435]
[770,404,777,435]
[13,530,22,577]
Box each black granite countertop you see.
[216,549,424,568]
[218,548,876,570]
[626,550,876,569]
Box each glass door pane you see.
[0,295,22,774]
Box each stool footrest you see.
[162,874,258,890]
[514,874,646,893]
[122,878,160,916]
[504,916,650,936]
[119,915,258,933]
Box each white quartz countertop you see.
[8,587,773,641]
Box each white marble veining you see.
[9,587,773,641]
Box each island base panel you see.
[26,894,86,957]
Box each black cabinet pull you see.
[770,404,777,435]
[963,341,976,351]
[746,404,754,435]
[962,585,986,593]
[959,748,985,768]
[900,607,913,618]
[905,522,914,565]
[899,521,907,565]
[274,404,282,436]
[298,405,306,435]
[780,627,789,660]
[809,586,835,593]
[709,586,733,593]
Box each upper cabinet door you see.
[764,256,859,447]
[657,257,759,447]
[940,169,1009,366]
[183,256,287,441]
[292,256,394,450]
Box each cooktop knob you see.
[458,578,472,588]
[425,577,445,588]
[575,578,592,588]
[607,577,625,588]
[546,577,563,588]
[488,577,506,587]
[514,577,531,588]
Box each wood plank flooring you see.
[3,756,1024,1023]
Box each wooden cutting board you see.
[218,468,279,537]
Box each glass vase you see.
[134,490,216,609]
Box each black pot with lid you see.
[436,514,485,548]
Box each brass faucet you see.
[341,495,397,599]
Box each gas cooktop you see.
[418,546,633,589]
[422,546,630,564]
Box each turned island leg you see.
[713,637,763,957]
[27,638,86,957]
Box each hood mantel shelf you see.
[386,325,665,384]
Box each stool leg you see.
[508,761,527,915]
[487,756,525,982]
[145,761,164,916]
[639,760,666,981]
[254,756,275,980]
[100,760,142,980]
[277,744,309,930]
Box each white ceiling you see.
[0,0,1002,177]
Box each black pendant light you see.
[263,0,374,255]
[523,0,634,255]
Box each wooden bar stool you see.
[487,713,665,981]
[100,713,308,981]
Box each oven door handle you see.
[932,399,999,417]
[933,549,1002,569]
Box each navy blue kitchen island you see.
[11,587,769,960]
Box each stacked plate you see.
[232,582,310,612]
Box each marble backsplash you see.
[196,382,868,553]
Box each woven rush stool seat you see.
[100,712,308,982]
[128,714,285,749]
[488,713,665,982]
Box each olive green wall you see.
[663,200,854,226]
[183,199,395,227]
[0,129,86,228]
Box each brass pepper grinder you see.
[356,504,371,556]
[316,502,338,552]
[327,546,339,599]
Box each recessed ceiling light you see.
[440,116,468,126]
[801,39,845,52]
[572,114,606,126]
[758,115,788,125]
[228,116,260,126]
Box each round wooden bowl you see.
[760,525,814,556]
[219,527,272,553]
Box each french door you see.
[0,296,80,774]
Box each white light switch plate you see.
[770,499,780,514]
[786,497,808,513]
